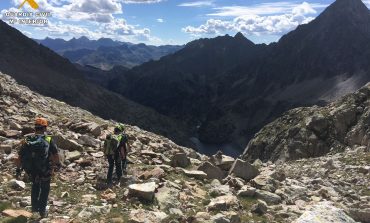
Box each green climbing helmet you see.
[115,123,125,132]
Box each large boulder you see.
[198,161,226,180]
[54,135,83,151]
[210,152,235,171]
[294,202,356,223]
[228,159,259,181]
[128,182,156,201]
[78,135,100,148]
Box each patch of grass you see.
[0,201,11,212]
[361,188,370,196]
[1,216,27,223]
[239,197,269,223]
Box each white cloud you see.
[183,2,318,36]
[178,1,214,7]
[157,18,164,23]
[363,0,370,7]
[34,19,164,45]
[208,1,326,17]
[122,0,164,4]
[6,0,163,44]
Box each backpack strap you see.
[117,135,123,142]
[44,136,52,143]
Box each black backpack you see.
[20,135,51,175]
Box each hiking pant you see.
[107,151,122,183]
[31,178,51,213]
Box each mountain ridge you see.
[106,0,370,151]
[36,36,183,70]
[0,19,191,147]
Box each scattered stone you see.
[101,189,117,201]
[77,205,111,219]
[155,186,181,210]
[65,151,82,161]
[198,161,225,180]
[294,202,356,223]
[0,143,12,154]
[171,153,190,168]
[255,189,282,205]
[128,182,156,201]
[129,209,168,223]
[348,208,370,223]
[8,179,26,190]
[229,159,259,181]
[251,200,268,215]
[2,209,32,218]
[91,151,104,158]
[207,195,239,211]
[237,185,257,197]
[139,167,165,180]
[183,169,207,180]
[169,208,184,217]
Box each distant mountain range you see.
[0,20,191,146]
[35,37,183,70]
[107,0,370,151]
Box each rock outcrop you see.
[243,82,370,162]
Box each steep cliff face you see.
[243,82,370,162]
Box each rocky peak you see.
[315,0,370,24]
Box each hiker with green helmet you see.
[103,123,129,186]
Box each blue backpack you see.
[20,135,51,175]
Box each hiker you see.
[15,117,60,218]
[103,124,129,185]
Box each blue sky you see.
[0,0,369,45]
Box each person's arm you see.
[49,138,61,168]
[118,134,128,158]
[14,140,25,178]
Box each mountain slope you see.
[0,71,368,223]
[0,20,191,146]
[37,37,183,69]
[243,81,370,162]
[108,0,370,151]
[35,36,123,53]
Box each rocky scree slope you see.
[243,81,370,163]
[0,72,369,223]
